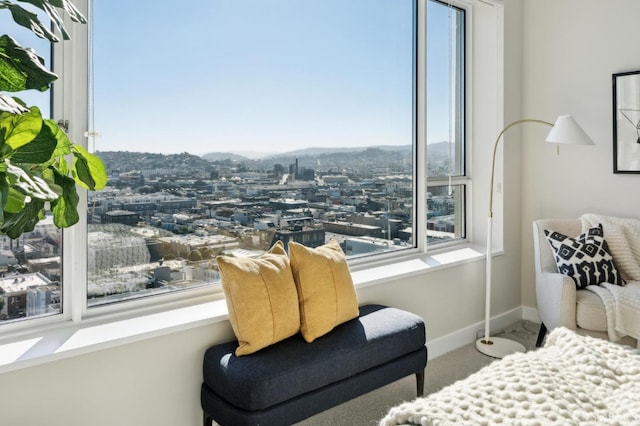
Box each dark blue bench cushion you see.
[202,304,426,411]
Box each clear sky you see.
[3,1,458,156]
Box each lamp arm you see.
[487,119,553,217]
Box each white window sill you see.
[0,244,484,374]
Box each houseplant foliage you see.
[0,0,107,238]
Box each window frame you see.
[425,0,470,249]
[0,0,473,331]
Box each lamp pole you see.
[477,119,553,358]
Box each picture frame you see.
[613,70,640,173]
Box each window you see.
[0,9,61,324]
[426,0,466,245]
[85,0,420,308]
[0,0,468,323]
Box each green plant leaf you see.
[45,0,86,23]
[1,197,45,238]
[1,3,59,42]
[5,160,59,201]
[49,169,78,228]
[11,119,59,163]
[4,186,29,213]
[0,105,43,149]
[40,167,63,196]
[56,154,68,175]
[0,94,29,114]
[0,35,58,92]
[71,144,108,190]
[45,118,72,157]
[18,0,86,26]
[15,0,70,40]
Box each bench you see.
[201,304,427,426]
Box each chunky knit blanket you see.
[380,328,640,426]
[581,214,640,342]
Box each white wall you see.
[0,263,509,426]
[519,0,640,308]
[0,2,525,426]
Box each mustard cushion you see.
[217,241,300,356]
[288,240,359,342]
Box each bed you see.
[380,328,640,425]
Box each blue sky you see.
[2,1,458,156]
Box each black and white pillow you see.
[544,224,625,289]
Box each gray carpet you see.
[296,320,540,426]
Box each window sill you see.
[0,244,484,374]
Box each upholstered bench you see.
[201,304,427,426]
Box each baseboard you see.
[426,305,539,360]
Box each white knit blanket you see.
[581,214,640,341]
[380,328,640,426]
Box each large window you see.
[86,0,419,308]
[0,0,467,322]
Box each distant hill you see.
[97,151,212,172]
[277,145,412,158]
[427,141,454,158]
[96,143,451,175]
[426,142,455,175]
[247,146,413,171]
[201,152,251,162]
[201,145,413,162]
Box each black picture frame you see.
[613,70,640,173]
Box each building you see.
[26,284,60,317]
[156,234,239,259]
[322,221,383,238]
[88,229,151,273]
[0,272,53,319]
[101,210,140,226]
[271,226,325,250]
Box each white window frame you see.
[0,0,477,332]
[425,0,472,252]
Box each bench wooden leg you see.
[416,370,425,397]
[203,412,213,426]
[535,323,547,348]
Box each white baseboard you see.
[426,306,539,360]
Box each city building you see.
[0,272,53,319]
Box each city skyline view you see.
[0,0,465,321]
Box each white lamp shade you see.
[545,115,596,145]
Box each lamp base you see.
[475,336,526,359]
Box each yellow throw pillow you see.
[288,240,359,343]
[217,241,300,356]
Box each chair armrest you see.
[535,271,577,331]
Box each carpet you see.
[295,320,540,425]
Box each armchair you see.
[532,219,610,346]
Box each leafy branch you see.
[0,0,107,238]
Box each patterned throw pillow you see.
[544,224,625,289]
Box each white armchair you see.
[532,219,609,346]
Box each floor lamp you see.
[475,115,595,358]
